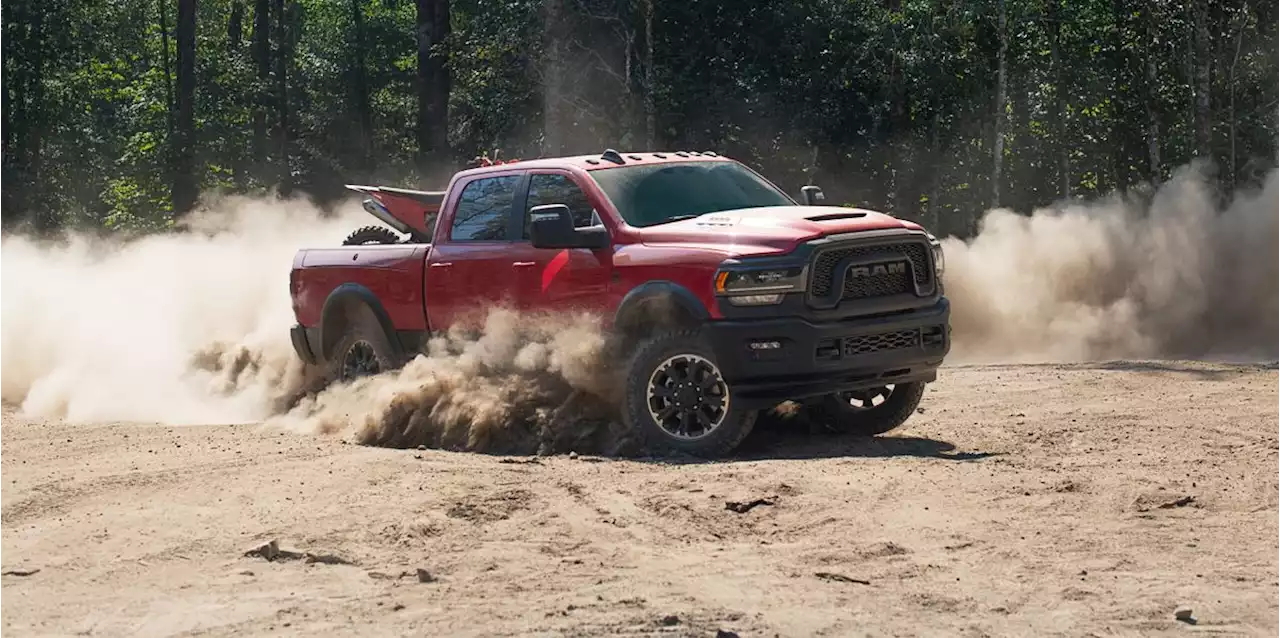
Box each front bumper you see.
[705,298,951,408]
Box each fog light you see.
[726,293,785,306]
[749,340,782,350]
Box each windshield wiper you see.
[645,214,704,226]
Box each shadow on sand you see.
[728,429,999,463]
[626,413,1000,465]
[1079,359,1277,379]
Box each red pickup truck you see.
[289,149,950,457]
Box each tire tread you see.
[621,329,756,458]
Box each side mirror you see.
[529,204,610,250]
[801,185,826,206]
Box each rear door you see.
[507,170,613,315]
[423,172,525,331]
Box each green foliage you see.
[2,0,1276,235]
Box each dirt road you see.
[3,362,1277,637]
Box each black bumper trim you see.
[291,324,319,366]
[705,298,951,408]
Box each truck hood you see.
[633,205,922,256]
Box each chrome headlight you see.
[713,265,806,306]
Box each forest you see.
[2,0,1276,238]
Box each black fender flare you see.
[318,283,406,362]
[612,281,710,339]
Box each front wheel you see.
[810,381,926,436]
[621,330,757,458]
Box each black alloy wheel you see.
[812,380,926,436]
[620,330,758,457]
[340,339,382,381]
[835,384,896,409]
[646,353,730,440]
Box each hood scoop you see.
[805,211,868,222]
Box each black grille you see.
[809,240,933,301]
[843,329,921,356]
[843,266,912,299]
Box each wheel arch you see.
[612,281,710,346]
[318,283,406,363]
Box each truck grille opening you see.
[842,329,921,356]
[814,325,946,361]
[809,240,934,302]
[844,267,913,299]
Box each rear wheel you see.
[621,330,756,458]
[325,307,400,384]
[810,381,925,436]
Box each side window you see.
[450,175,519,241]
[523,173,599,239]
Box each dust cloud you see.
[0,189,631,454]
[1,161,1275,451]
[941,162,1278,363]
[268,309,633,455]
[0,194,363,424]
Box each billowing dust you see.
[0,194,362,425]
[268,309,633,455]
[1,162,1275,452]
[943,162,1278,363]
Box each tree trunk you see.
[229,0,245,187]
[26,3,44,198]
[1192,0,1211,157]
[1269,101,1280,169]
[1108,0,1129,191]
[159,0,175,149]
[1227,4,1247,188]
[621,5,641,148]
[642,0,655,149]
[173,0,198,216]
[928,108,942,231]
[541,0,566,155]
[350,0,371,170]
[229,1,244,47]
[252,0,269,169]
[1048,0,1070,199]
[885,1,908,214]
[274,0,291,192]
[415,0,451,173]
[1143,3,1161,181]
[0,0,10,172]
[991,0,1007,208]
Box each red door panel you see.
[426,242,520,330]
[511,171,614,317]
[424,172,524,332]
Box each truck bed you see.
[290,244,430,333]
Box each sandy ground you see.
[2,361,1277,637]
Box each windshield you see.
[589,161,795,227]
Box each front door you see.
[507,171,613,317]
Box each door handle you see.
[430,262,453,268]
[512,261,536,267]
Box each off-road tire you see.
[621,330,756,458]
[325,306,400,384]
[810,381,926,436]
[342,225,402,246]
